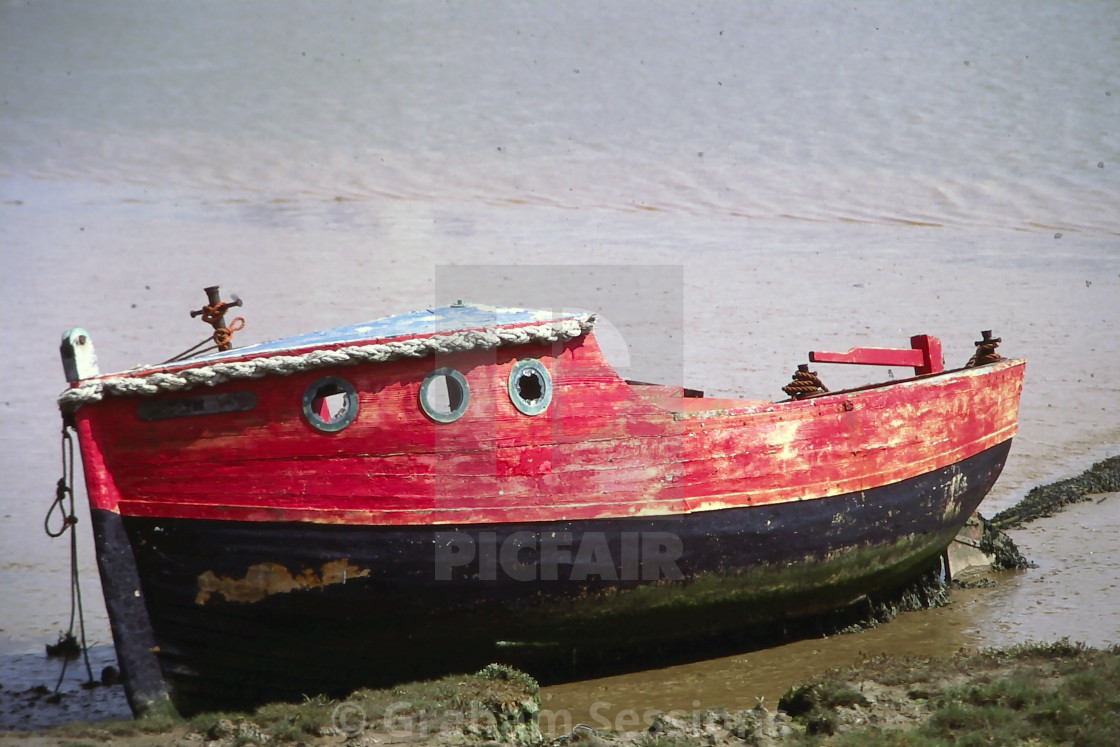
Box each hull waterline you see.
[112,442,1008,713]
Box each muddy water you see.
[2,0,1118,732]
[541,494,1120,733]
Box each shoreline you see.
[3,642,1117,746]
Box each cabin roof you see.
[185,302,587,364]
[58,303,596,411]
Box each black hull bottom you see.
[109,441,1011,714]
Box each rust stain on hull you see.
[195,559,370,604]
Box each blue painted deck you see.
[180,303,579,366]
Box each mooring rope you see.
[966,330,1002,368]
[212,316,246,349]
[43,423,96,695]
[782,363,829,399]
[194,301,237,327]
[58,316,595,412]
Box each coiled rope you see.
[782,363,829,400]
[212,316,245,349]
[43,423,96,695]
[59,316,595,413]
[965,330,1002,367]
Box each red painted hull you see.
[62,317,1024,714]
[74,333,1023,526]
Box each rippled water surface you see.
[1,0,1117,730]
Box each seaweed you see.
[990,456,1120,530]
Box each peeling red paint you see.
[73,332,1024,528]
[195,559,371,605]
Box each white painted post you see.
[61,328,100,383]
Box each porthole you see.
[420,368,471,423]
[508,359,552,416]
[303,376,359,432]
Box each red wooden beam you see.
[810,347,925,367]
[910,334,944,375]
[809,335,943,376]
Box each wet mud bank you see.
[640,640,1120,747]
[948,455,1120,577]
[5,643,1118,747]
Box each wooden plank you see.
[809,334,944,375]
[810,347,926,367]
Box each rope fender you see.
[58,316,595,413]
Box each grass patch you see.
[779,677,871,739]
[44,664,540,745]
[181,664,541,743]
[831,730,951,746]
[779,679,870,717]
[973,637,1089,665]
[50,723,110,741]
[787,641,1120,747]
[247,694,335,739]
[53,708,182,740]
[638,736,697,747]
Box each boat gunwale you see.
[73,316,594,384]
[66,334,1023,425]
[656,357,1026,419]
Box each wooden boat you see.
[57,290,1024,716]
